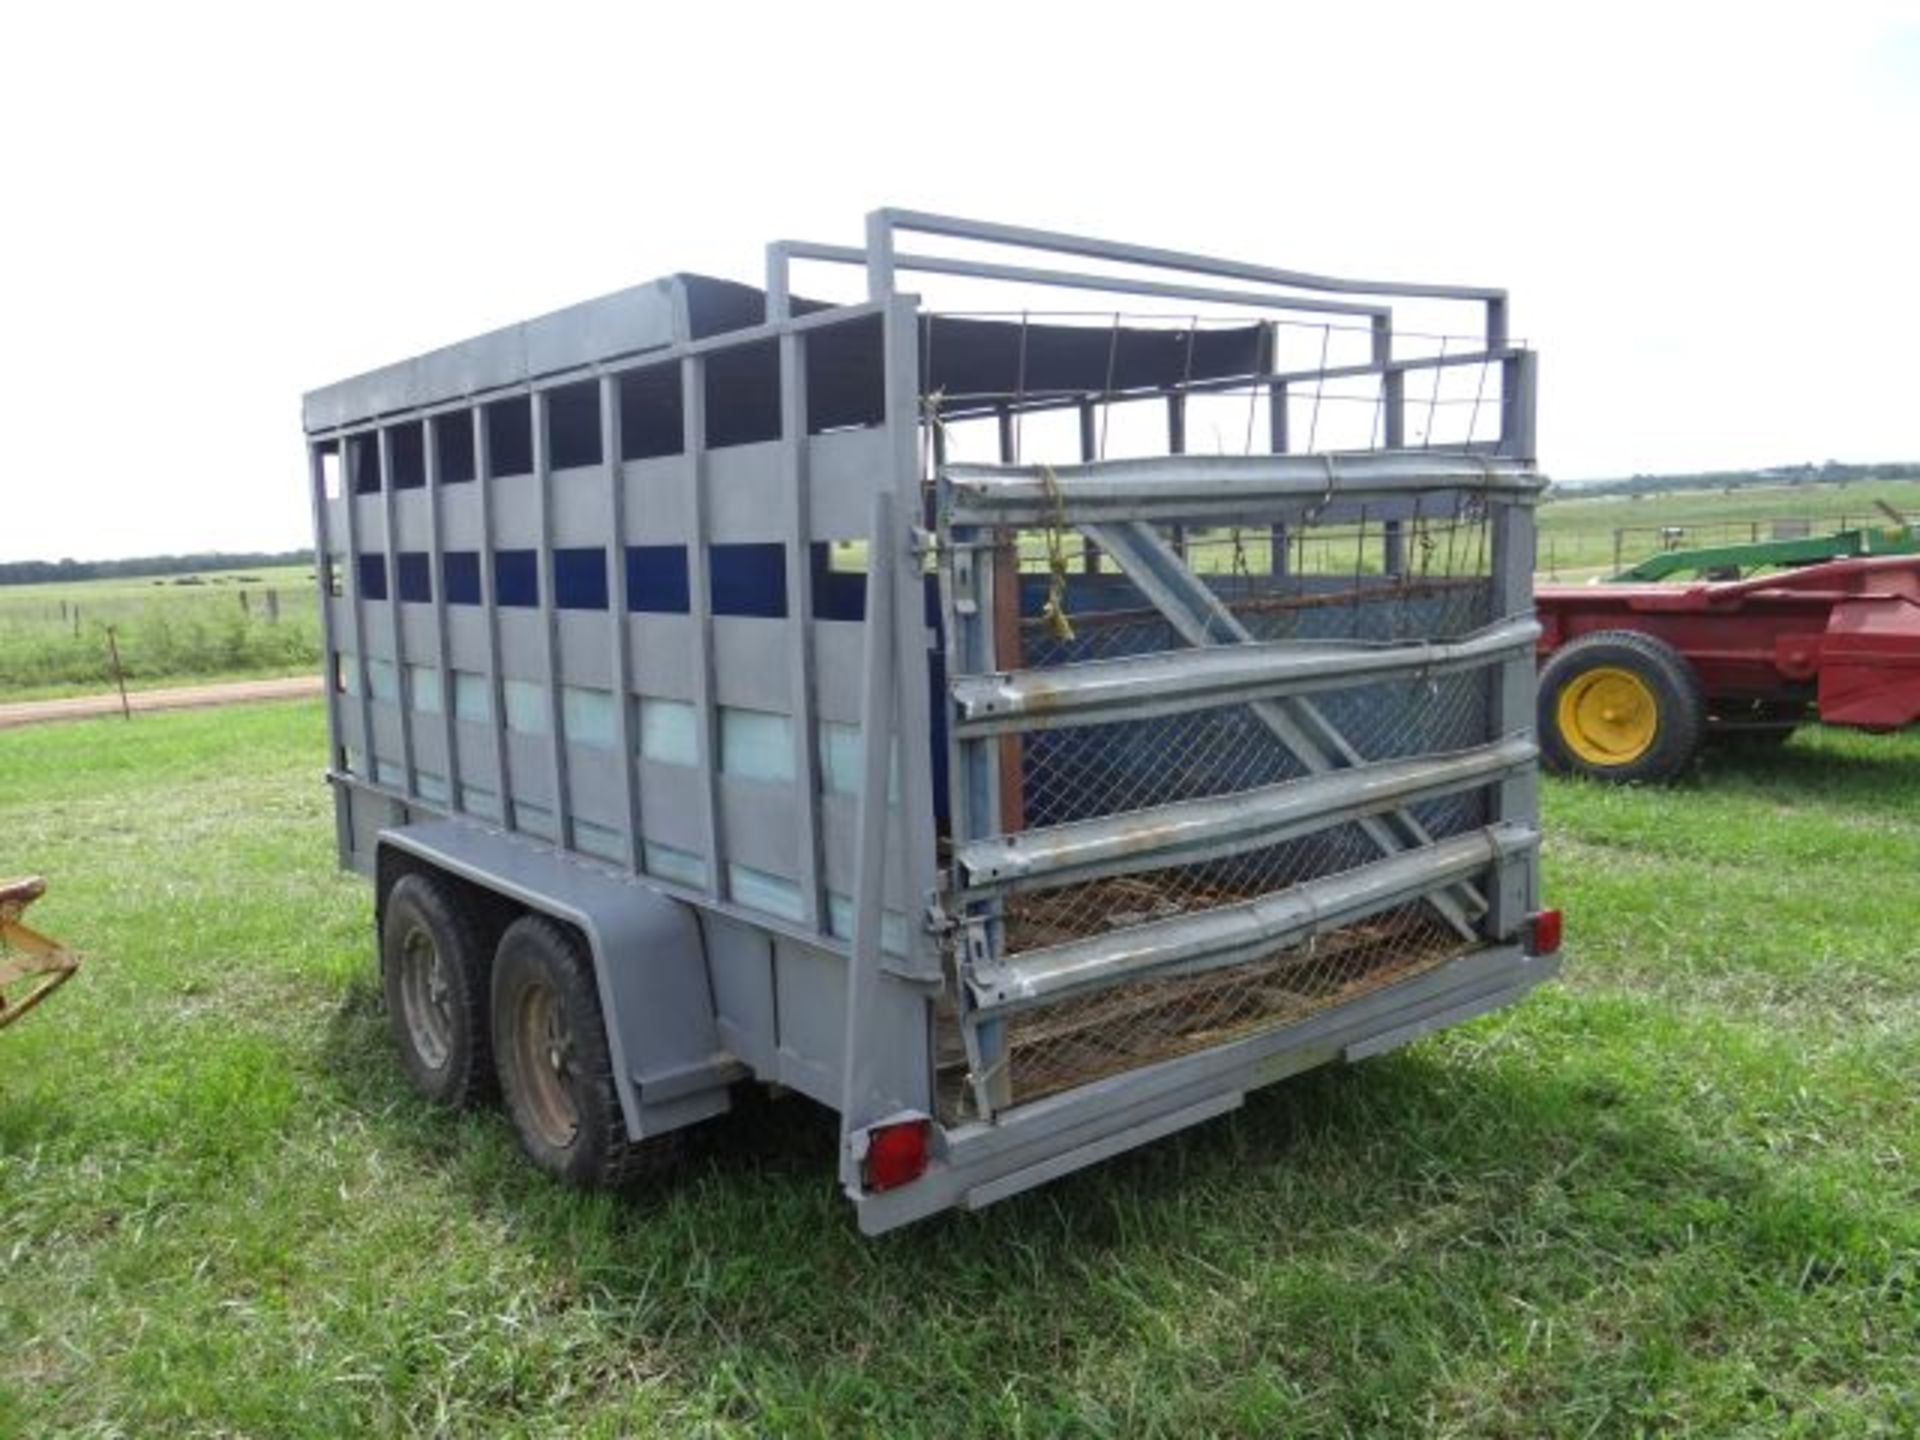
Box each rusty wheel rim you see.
[512,980,579,1148]
[397,924,453,1071]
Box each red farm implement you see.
[1533,554,1920,781]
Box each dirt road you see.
[0,674,322,730]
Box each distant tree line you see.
[0,550,311,587]
[1558,459,1920,500]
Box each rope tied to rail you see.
[919,387,950,481]
[1308,453,1341,526]
[1036,463,1076,643]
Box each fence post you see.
[105,626,131,720]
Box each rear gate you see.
[935,454,1543,1121]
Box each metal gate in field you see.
[935,453,1543,1120]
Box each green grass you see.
[0,565,320,697]
[3,704,1918,1435]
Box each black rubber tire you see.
[1538,629,1706,783]
[490,915,675,1187]
[381,872,494,1108]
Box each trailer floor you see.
[937,899,1469,1120]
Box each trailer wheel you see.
[381,873,494,1108]
[1539,630,1705,782]
[491,915,673,1187]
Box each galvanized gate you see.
[935,453,1544,1121]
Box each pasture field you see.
[1,701,1916,1435]
[1535,476,1920,579]
[0,565,320,700]
[3,475,1918,703]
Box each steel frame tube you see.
[945,453,1540,528]
[955,738,1536,898]
[951,617,1541,736]
[968,824,1539,1014]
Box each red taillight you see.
[1528,907,1563,956]
[860,1119,930,1193]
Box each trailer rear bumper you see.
[850,940,1557,1234]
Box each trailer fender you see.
[375,818,738,1140]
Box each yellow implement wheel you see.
[1555,665,1658,766]
[1537,629,1706,783]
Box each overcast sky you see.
[2,1,1914,562]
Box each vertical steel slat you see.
[1381,336,1407,574]
[990,397,1024,837]
[1077,399,1101,574]
[1486,348,1540,935]
[532,391,571,848]
[895,273,1009,1109]
[778,322,825,929]
[423,417,460,812]
[1381,363,1407,573]
[864,211,898,300]
[1499,349,1536,461]
[1165,391,1188,560]
[339,435,376,789]
[1382,371,1407,449]
[877,290,942,981]
[681,349,723,897]
[474,408,512,827]
[931,416,1007,1115]
[307,446,345,767]
[838,489,900,1183]
[376,427,417,800]
[1268,338,1290,578]
[600,373,643,872]
[951,511,1011,1117]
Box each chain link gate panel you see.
[936,457,1541,1121]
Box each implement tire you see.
[1539,630,1705,783]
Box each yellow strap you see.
[1036,463,1076,643]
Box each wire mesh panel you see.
[937,463,1536,1122]
[998,904,1471,1105]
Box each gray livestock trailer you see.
[302,209,1559,1233]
